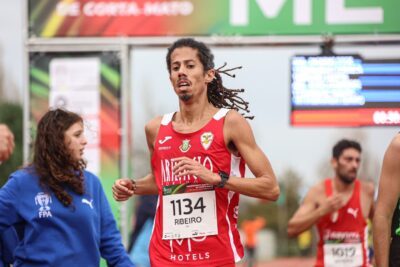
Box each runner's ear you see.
[205,69,215,84]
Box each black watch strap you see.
[216,171,229,188]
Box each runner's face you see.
[169,47,214,103]
[64,121,87,161]
[332,148,361,184]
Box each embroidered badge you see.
[35,192,52,218]
[179,139,191,153]
[200,132,214,150]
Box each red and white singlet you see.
[315,179,369,267]
[149,108,246,266]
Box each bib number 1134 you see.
[163,190,218,240]
[170,197,206,215]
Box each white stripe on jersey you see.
[213,108,230,120]
[225,190,241,262]
[161,112,174,125]
[226,154,244,262]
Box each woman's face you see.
[64,121,87,161]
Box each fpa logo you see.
[35,192,53,218]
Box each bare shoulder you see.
[390,133,400,151]
[360,180,375,198]
[145,116,163,145]
[311,180,326,195]
[145,116,162,133]
[223,110,257,152]
[225,109,248,127]
[304,180,326,202]
[224,109,253,138]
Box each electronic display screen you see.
[290,55,400,126]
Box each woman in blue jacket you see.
[0,108,133,267]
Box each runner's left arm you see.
[373,134,400,267]
[221,110,279,200]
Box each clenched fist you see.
[0,124,14,162]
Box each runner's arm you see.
[221,110,279,200]
[133,117,160,195]
[373,134,400,267]
[288,185,344,237]
[287,188,321,237]
[112,117,161,201]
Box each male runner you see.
[112,38,279,266]
[288,139,374,267]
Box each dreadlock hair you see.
[33,108,86,207]
[166,38,253,119]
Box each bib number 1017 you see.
[170,197,206,216]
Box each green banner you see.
[29,0,400,37]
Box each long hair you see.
[166,38,253,119]
[33,108,86,207]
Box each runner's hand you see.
[0,124,15,161]
[172,157,221,185]
[112,178,134,201]
[319,194,345,216]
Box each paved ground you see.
[237,257,314,267]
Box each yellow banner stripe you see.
[41,0,75,37]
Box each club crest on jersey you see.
[179,139,191,153]
[200,132,214,150]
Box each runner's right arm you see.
[287,185,344,237]
[112,117,161,201]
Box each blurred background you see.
[1,1,399,266]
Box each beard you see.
[337,172,357,184]
[179,93,192,102]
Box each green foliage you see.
[0,102,23,187]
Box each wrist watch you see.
[216,171,229,188]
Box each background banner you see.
[28,0,400,37]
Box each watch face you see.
[221,172,229,180]
[217,171,229,188]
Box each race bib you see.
[323,243,363,267]
[162,184,218,240]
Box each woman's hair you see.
[33,108,86,207]
[166,38,253,119]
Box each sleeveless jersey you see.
[391,199,400,237]
[315,179,368,267]
[149,108,246,266]
[389,199,400,267]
